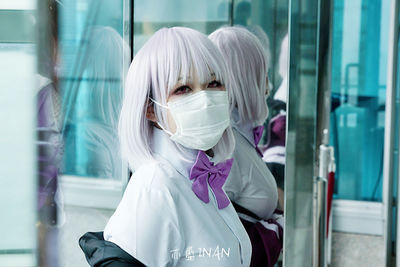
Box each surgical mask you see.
[151,90,230,151]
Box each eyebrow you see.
[177,73,216,81]
[177,77,189,82]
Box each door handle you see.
[313,130,334,267]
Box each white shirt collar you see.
[231,108,256,147]
[151,127,197,178]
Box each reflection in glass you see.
[59,0,129,179]
[64,27,128,179]
[232,0,289,217]
[233,0,288,96]
[36,1,62,266]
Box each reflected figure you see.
[63,26,129,179]
[36,1,63,266]
[210,26,283,267]
[37,70,63,267]
[247,25,272,87]
[263,33,288,210]
[37,76,63,211]
[235,1,252,26]
[273,34,288,103]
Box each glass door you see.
[284,0,331,265]
[330,0,390,204]
[283,0,395,266]
[329,0,393,258]
[284,0,396,266]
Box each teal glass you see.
[61,0,231,179]
[59,0,129,179]
[283,0,320,264]
[330,0,391,201]
[133,0,231,54]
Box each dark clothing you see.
[263,99,286,191]
[79,232,146,267]
[241,219,283,267]
[266,162,285,189]
[233,203,283,267]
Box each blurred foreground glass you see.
[0,3,37,267]
[284,0,320,265]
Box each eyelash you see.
[174,86,192,95]
[208,80,222,88]
[173,80,222,95]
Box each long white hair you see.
[209,26,269,126]
[247,25,271,74]
[119,27,235,170]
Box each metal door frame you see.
[383,0,400,265]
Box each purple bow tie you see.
[253,125,264,157]
[189,151,233,209]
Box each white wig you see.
[273,34,288,102]
[85,26,130,128]
[279,34,289,79]
[247,25,271,73]
[119,27,235,170]
[209,26,269,126]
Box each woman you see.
[82,27,252,267]
[209,26,283,267]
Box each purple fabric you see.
[253,126,264,157]
[37,85,62,214]
[38,87,50,127]
[266,115,286,148]
[189,151,233,209]
[241,217,283,267]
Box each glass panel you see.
[284,0,320,265]
[330,0,391,201]
[59,0,130,180]
[0,4,37,267]
[231,1,290,263]
[133,0,231,54]
[231,0,289,213]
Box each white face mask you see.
[151,90,230,151]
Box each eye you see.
[173,85,192,95]
[208,80,222,88]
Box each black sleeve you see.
[79,232,146,267]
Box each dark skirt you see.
[233,203,283,267]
